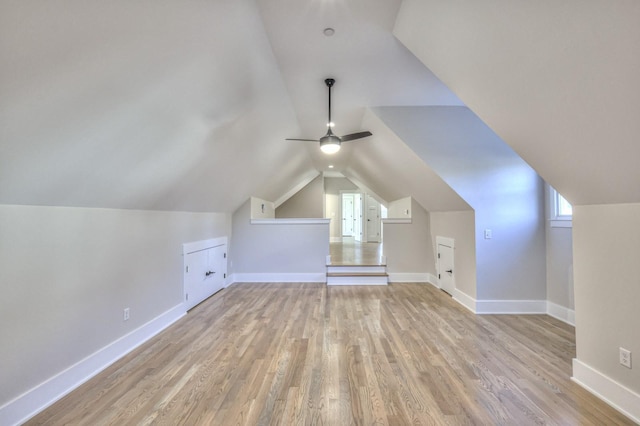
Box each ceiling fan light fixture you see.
[320,135,341,154]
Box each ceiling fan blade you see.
[340,131,373,142]
[286,138,319,142]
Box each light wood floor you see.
[329,238,384,266]
[28,283,633,425]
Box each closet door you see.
[184,248,210,311]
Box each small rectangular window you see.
[550,186,572,227]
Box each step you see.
[326,265,387,274]
[326,273,388,286]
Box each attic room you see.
[1,0,639,424]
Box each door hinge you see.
[224,273,226,279]
[224,252,227,258]
[186,265,189,273]
[438,253,440,259]
[438,274,441,279]
[186,293,189,301]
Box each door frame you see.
[340,191,363,239]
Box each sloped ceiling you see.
[344,109,470,212]
[394,0,640,205]
[7,0,586,214]
[0,0,313,212]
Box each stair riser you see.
[327,276,388,286]
[326,266,386,274]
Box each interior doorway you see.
[341,192,363,241]
[341,192,382,243]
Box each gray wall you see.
[430,210,477,299]
[0,204,230,406]
[275,175,324,219]
[573,203,640,393]
[231,199,329,275]
[383,199,435,276]
[374,106,546,301]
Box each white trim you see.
[453,289,477,313]
[388,272,431,283]
[274,170,321,208]
[550,219,572,228]
[546,301,575,326]
[329,237,342,243]
[250,218,330,225]
[230,273,326,283]
[572,359,640,424]
[327,276,388,286]
[182,236,227,255]
[381,218,411,224]
[426,273,438,286]
[475,299,547,314]
[0,304,185,426]
[328,266,386,274]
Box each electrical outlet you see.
[123,308,130,321]
[620,347,632,369]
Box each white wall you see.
[573,203,640,394]
[275,175,324,218]
[383,199,435,279]
[250,197,275,219]
[388,197,412,219]
[231,199,328,279]
[0,204,230,411]
[430,210,477,300]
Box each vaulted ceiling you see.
[2,0,638,213]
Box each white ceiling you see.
[3,0,635,213]
[255,0,463,172]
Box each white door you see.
[366,195,381,243]
[184,248,211,311]
[354,193,362,242]
[437,237,455,296]
[184,244,226,311]
[342,194,354,236]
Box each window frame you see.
[550,186,572,228]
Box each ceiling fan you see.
[287,78,372,154]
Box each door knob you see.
[446,269,453,274]
[205,271,216,276]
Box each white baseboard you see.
[230,273,326,283]
[388,272,431,283]
[453,289,477,313]
[546,301,575,326]
[329,237,342,243]
[0,304,185,426]
[475,299,547,314]
[572,358,640,424]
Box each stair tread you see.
[327,272,389,277]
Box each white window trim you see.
[550,187,572,228]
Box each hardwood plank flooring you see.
[27,283,634,425]
[329,238,384,266]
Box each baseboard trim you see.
[388,272,430,283]
[475,299,547,314]
[572,358,640,424]
[0,304,185,426]
[231,273,326,283]
[453,289,477,313]
[547,301,575,326]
